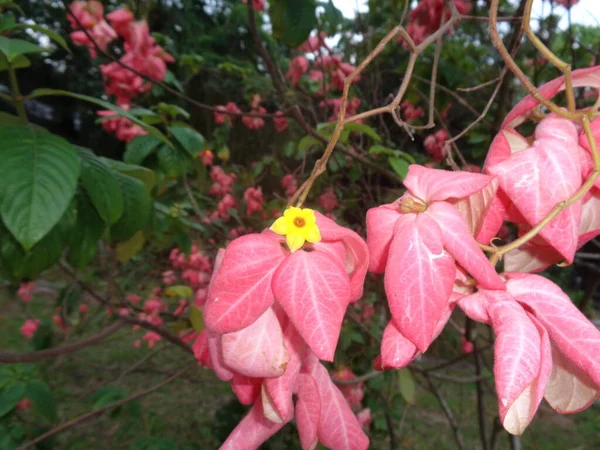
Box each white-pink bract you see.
[481,66,600,272]
[457,273,600,435]
[366,164,502,353]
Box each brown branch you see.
[16,363,195,450]
[0,320,125,363]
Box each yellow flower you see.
[270,207,321,252]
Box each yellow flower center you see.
[270,207,321,252]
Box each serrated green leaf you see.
[169,126,205,158]
[115,230,145,262]
[78,148,124,225]
[398,369,416,405]
[0,126,80,249]
[110,174,152,242]
[389,156,409,179]
[190,306,204,333]
[101,159,156,191]
[158,144,189,178]
[67,193,105,268]
[25,381,56,423]
[124,135,162,165]
[28,89,171,146]
[0,36,46,62]
[270,0,317,47]
[0,382,25,418]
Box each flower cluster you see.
[423,128,449,162]
[403,0,472,47]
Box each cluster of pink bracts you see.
[199,68,600,449]
[67,2,174,141]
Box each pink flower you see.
[16,398,32,412]
[318,187,338,212]
[79,304,89,315]
[401,101,424,123]
[142,331,162,348]
[126,294,141,303]
[53,314,68,332]
[308,70,324,82]
[217,193,238,220]
[162,270,177,285]
[173,299,188,316]
[20,319,40,340]
[286,56,309,87]
[17,282,35,303]
[106,7,135,40]
[241,107,266,130]
[554,0,579,8]
[213,102,242,125]
[281,174,298,197]
[97,106,147,142]
[243,187,264,215]
[143,298,165,315]
[298,32,328,53]
[209,166,237,196]
[423,128,449,162]
[242,0,266,11]
[198,149,214,166]
[461,336,474,354]
[356,408,372,430]
[273,111,288,132]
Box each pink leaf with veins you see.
[296,373,320,450]
[315,212,369,301]
[221,307,289,378]
[502,66,600,129]
[487,293,544,435]
[457,292,491,324]
[207,331,233,381]
[483,128,530,169]
[272,249,351,361]
[505,273,600,386]
[404,164,496,203]
[487,118,582,262]
[385,214,456,352]
[377,321,419,370]
[427,202,504,289]
[263,324,307,421]
[231,374,261,405]
[313,363,369,450]
[365,203,400,273]
[205,234,285,334]
[450,177,498,239]
[544,345,600,414]
[219,399,290,450]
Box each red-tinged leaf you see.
[427,202,504,289]
[221,307,289,378]
[192,331,210,367]
[296,373,320,450]
[379,321,419,370]
[384,214,455,352]
[544,345,600,413]
[504,243,561,273]
[483,128,529,169]
[450,177,498,239]
[457,292,491,324]
[315,212,369,301]
[505,273,600,386]
[487,118,582,262]
[404,164,496,203]
[313,363,369,450]
[207,332,233,381]
[365,203,400,273]
[502,66,600,129]
[261,383,284,424]
[231,374,261,405]
[219,399,290,450]
[272,250,351,361]
[205,234,285,333]
[264,324,307,421]
[526,313,553,416]
[488,294,543,435]
[578,190,600,241]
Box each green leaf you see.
[389,156,409,179]
[115,230,145,262]
[11,24,71,53]
[67,193,105,268]
[0,126,80,249]
[164,70,184,93]
[164,285,193,299]
[169,126,205,158]
[0,382,25,418]
[110,174,152,242]
[156,103,190,120]
[25,382,56,423]
[0,111,22,126]
[78,148,124,225]
[101,159,156,191]
[190,306,204,333]
[0,12,16,33]
[297,135,322,152]
[0,53,29,71]
[319,0,343,35]
[398,369,416,405]
[90,386,127,410]
[0,36,46,62]
[124,135,162,165]
[158,144,189,178]
[31,318,54,351]
[28,89,172,146]
[343,123,382,143]
[270,0,317,47]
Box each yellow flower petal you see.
[299,208,317,225]
[304,225,321,243]
[271,216,291,235]
[286,232,305,252]
[283,206,301,220]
